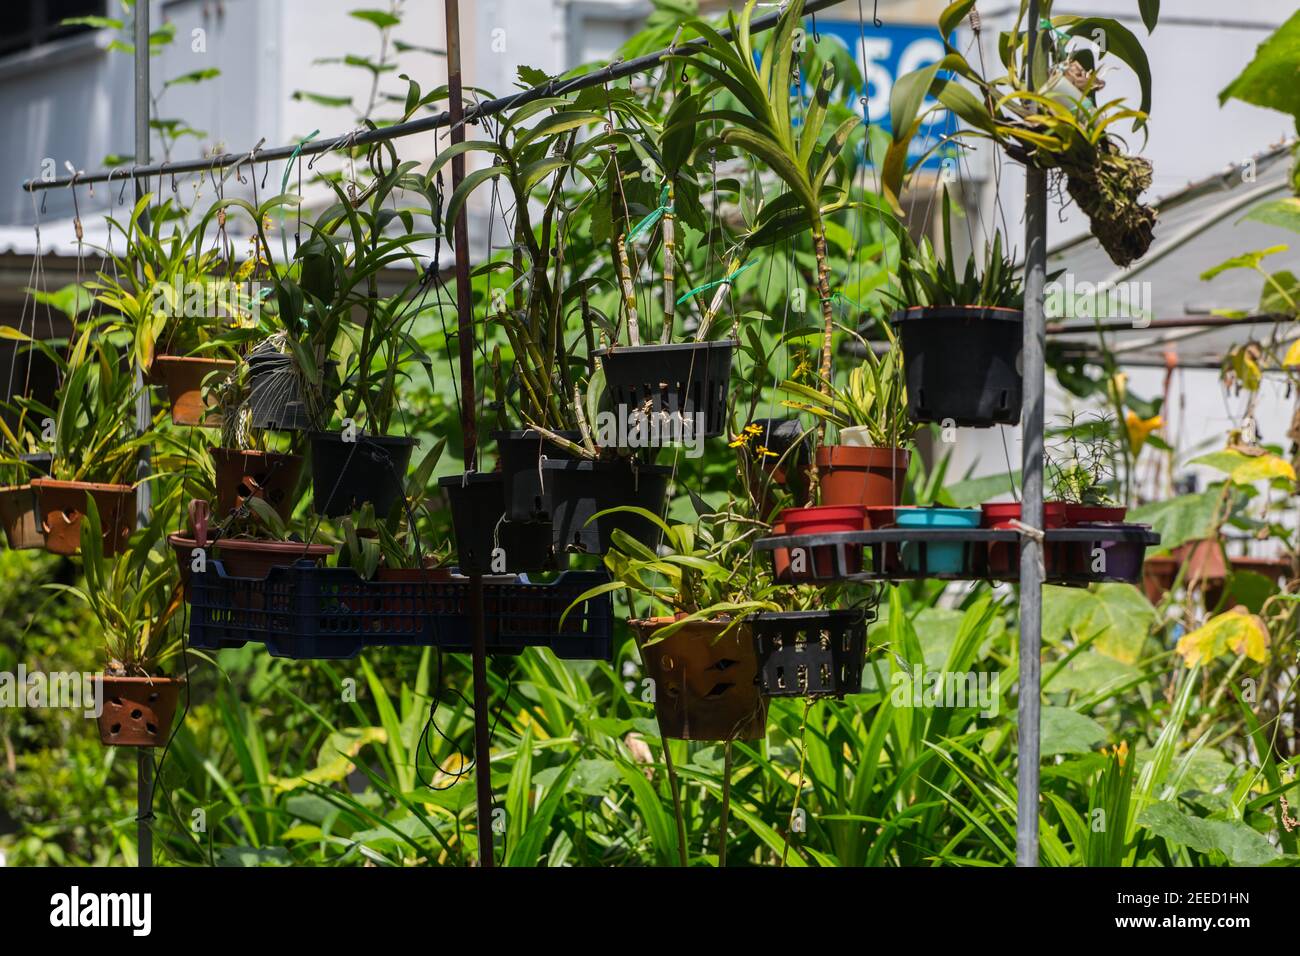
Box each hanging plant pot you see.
[247,351,315,430]
[897,507,982,575]
[982,500,1068,577]
[890,307,1023,427]
[632,617,766,741]
[310,431,416,518]
[817,445,910,509]
[596,340,735,445]
[542,459,671,554]
[150,355,236,427]
[781,504,866,578]
[168,533,203,600]
[92,675,185,747]
[752,608,873,699]
[29,479,134,556]
[0,484,44,550]
[210,447,303,522]
[494,428,583,521]
[438,472,566,573]
[212,537,335,580]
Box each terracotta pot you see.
[632,617,767,741]
[209,447,303,522]
[93,675,185,747]
[817,445,910,509]
[0,483,44,550]
[168,533,205,601]
[29,478,134,555]
[151,355,236,427]
[212,537,334,579]
[782,504,866,578]
[1142,554,1179,603]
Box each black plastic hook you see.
[811,11,820,42]
[873,0,883,28]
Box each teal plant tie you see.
[626,185,672,242]
[676,259,757,305]
[280,130,321,195]
[826,290,869,310]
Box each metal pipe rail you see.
[20,0,849,194]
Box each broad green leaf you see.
[1039,706,1107,757]
[1218,11,1300,119]
[1138,801,1279,865]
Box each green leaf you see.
[1138,802,1279,865]
[1038,706,1107,756]
[1127,490,1221,550]
[1241,197,1300,235]
[293,91,353,109]
[1219,11,1300,119]
[163,68,220,88]
[60,15,123,29]
[1201,244,1289,280]
[1138,0,1160,33]
[1056,17,1153,116]
[349,9,401,29]
[1041,583,1154,664]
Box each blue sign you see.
[813,20,961,170]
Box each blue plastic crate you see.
[188,560,613,661]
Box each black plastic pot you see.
[751,608,873,699]
[596,340,734,444]
[542,459,671,553]
[248,353,313,430]
[311,431,416,517]
[890,307,1023,427]
[438,472,567,573]
[494,428,583,521]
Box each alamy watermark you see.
[596,408,706,458]
[0,667,102,718]
[149,277,265,322]
[890,665,1000,718]
[1045,273,1153,328]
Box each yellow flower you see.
[728,433,750,449]
[744,423,763,435]
[756,445,778,458]
[1125,410,1162,453]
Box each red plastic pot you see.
[816,446,910,509]
[981,500,1068,577]
[1065,504,1127,526]
[771,520,792,583]
[782,504,866,578]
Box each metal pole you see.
[1017,0,1046,869]
[443,0,495,869]
[133,0,154,871]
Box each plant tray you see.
[752,526,1160,584]
[189,561,613,661]
[751,608,875,699]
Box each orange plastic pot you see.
[817,445,910,509]
[30,478,134,555]
[93,675,185,747]
[632,617,767,741]
[151,355,236,426]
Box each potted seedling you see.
[52,497,187,747]
[886,193,1027,428]
[208,495,335,580]
[15,325,146,555]
[781,318,915,514]
[92,195,244,427]
[571,509,777,741]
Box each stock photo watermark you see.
[0,667,102,719]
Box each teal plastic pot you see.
[897,507,981,575]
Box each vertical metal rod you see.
[134,0,154,871]
[443,0,495,868]
[1017,0,1046,869]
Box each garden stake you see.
[444,0,495,868]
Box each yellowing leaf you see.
[268,726,388,793]
[1231,452,1295,485]
[1175,607,1270,667]
[1285,338,1300,367]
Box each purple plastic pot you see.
[1068,522,1148,582]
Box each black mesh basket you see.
[596,340,734,442]
[751,607,875,698]
[189,560,613,661]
